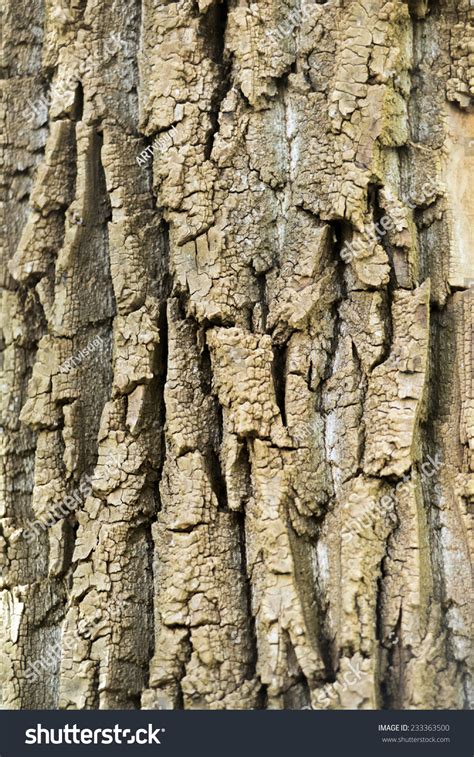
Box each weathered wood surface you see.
[0,0,472,709]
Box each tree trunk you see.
[1,0,472,710]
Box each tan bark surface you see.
[0,0,473,710]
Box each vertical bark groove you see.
[1,0,472,710]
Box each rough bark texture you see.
[0,0,473,710]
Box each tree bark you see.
[0,0,472,710]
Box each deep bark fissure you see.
[1,0,472,712]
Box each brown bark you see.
[0,0,472,710]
